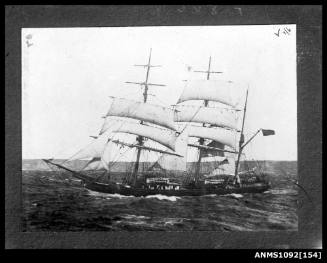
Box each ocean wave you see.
[264,189,297,195]
[145,194,181,202]
[86,190,135,199]
[222,193,244,199]
[204,194,218,197]
[48,178,59,182]
[162,218,184,226]
[23,170,298,232]
[118,214,151,226]
[121,214,150,220]
[107,193,136,199]
[64,178,82,183]
[87,190,182,201]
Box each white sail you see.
[177,79,238,107]
[187,125,236,149]
[80,139,126,170]
[83,157,106,170]
[99,141,114,170]
[110,121,177,151]
[99,117,127,136]
[174,105,238,130]
[106,97,176,130]
[157,130,189,171]
[68,132,110,161]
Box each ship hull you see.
[84,181,270,197]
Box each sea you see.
[22,161,298,231]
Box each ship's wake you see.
[86,190,180,202]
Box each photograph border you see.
[5,5,322,249]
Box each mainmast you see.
[193,56,223,185]
[126,49,165,186]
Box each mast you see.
[126,48,165,186]
[234,88,249,184]
[193,56,223,185]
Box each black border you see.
[5,5,322,249]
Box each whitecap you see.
[70,178,82,182]
[145,194,181,202]
[86,190,135,199]
[162,218,183,226]
[106,193,136,199]
[122,214,150,220]
[48,178,57,182]
[264,189,297,195]
[222,193,244,199]
[204,194,217,197]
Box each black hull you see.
[85,181,270,197]
[43,159,271,197]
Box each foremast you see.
[193,56,223,185]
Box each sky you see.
[22,25,297,161]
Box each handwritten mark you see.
[274,28,280,37]
[283,27,291,35]
[25,34,33,47]
[275,27,291,37]
[26,41,33,47]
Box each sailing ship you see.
[43,49,275,197]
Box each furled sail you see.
[156,129,189,172]
[106,97,176,131]
[177,79,237,107]
[187,125,236,149]
[174,105,238,130]
[110,121,178,151]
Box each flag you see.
[240,133,245,144]
[261,129,275,136]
